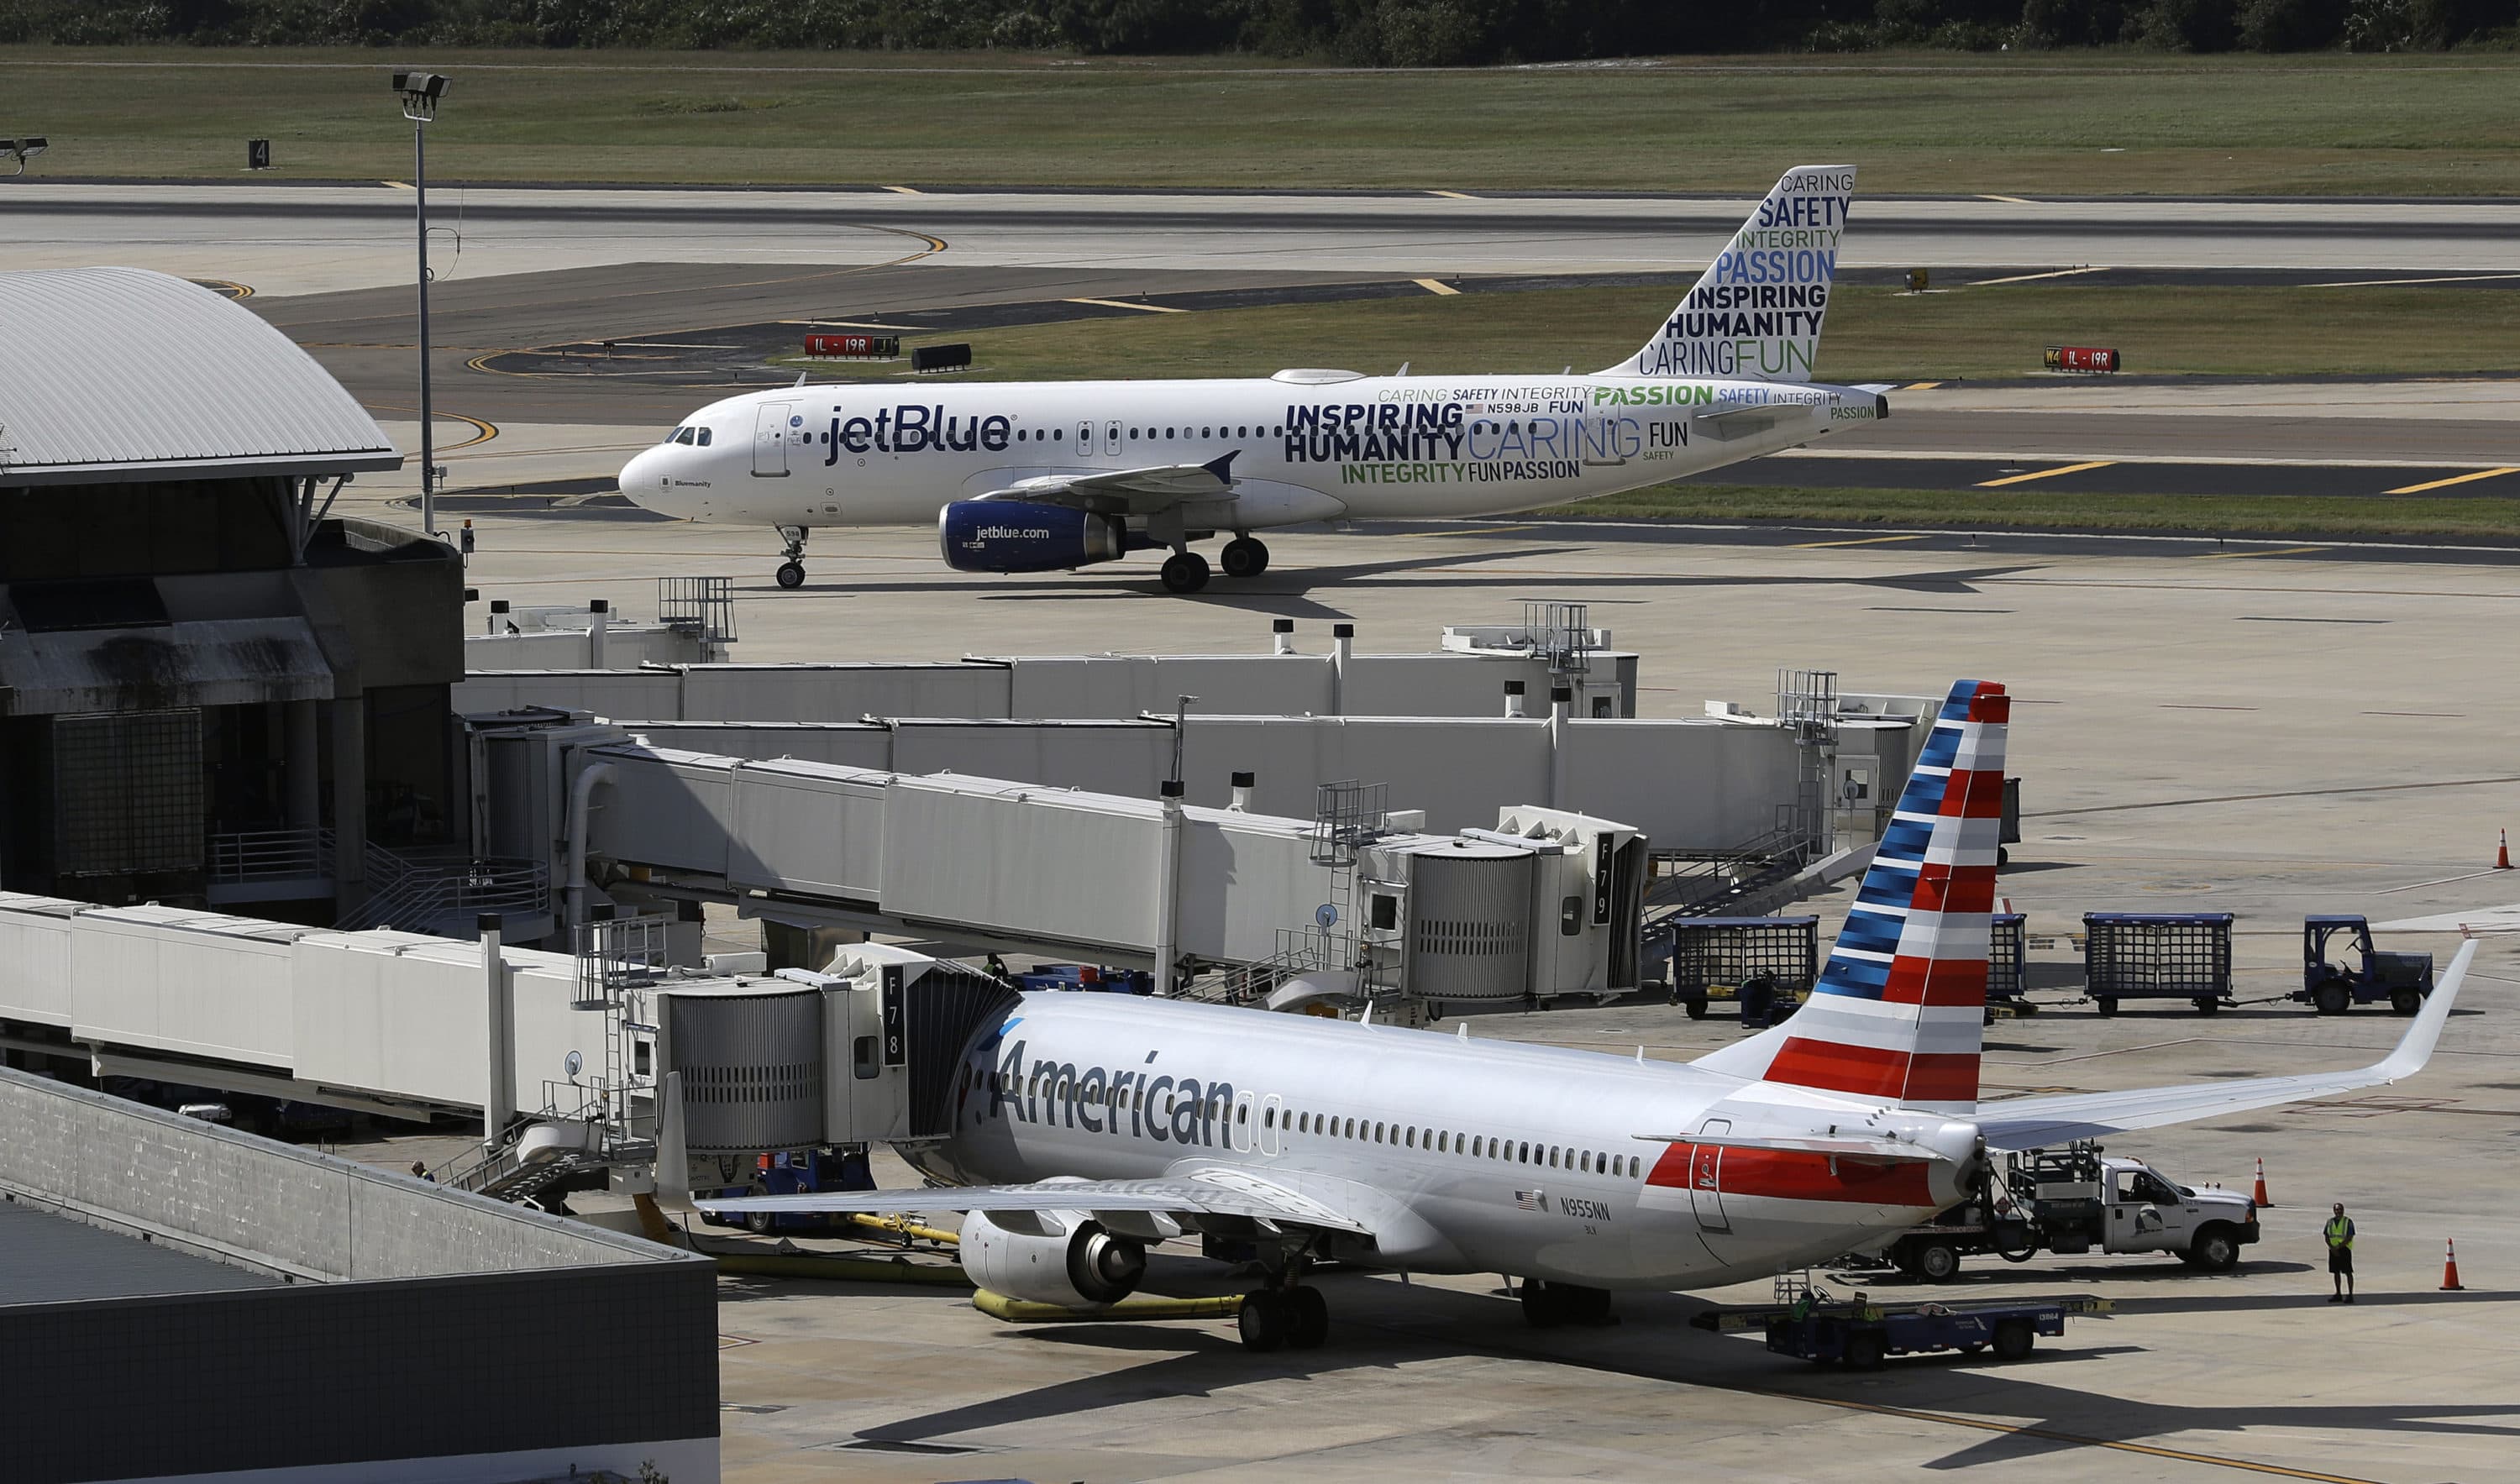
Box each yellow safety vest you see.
[2324,1217,2355,1250]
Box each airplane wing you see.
[971,451,1241,516]
[695,1167,1374,1235]
[1976,941,2475,1151]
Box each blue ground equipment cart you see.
[1016,963,1155,994]
[2083,912,2234,1016]
[699,1146,874,1235]
[1692,1274,2103,1370]
[2294,915,2433,1015]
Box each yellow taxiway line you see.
[2384,466,2519,495]
[1976,459,2115,488]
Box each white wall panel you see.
[728,760,891,900]
[0,894,76,1024]
[69,908,294,1066]
[881,777,1162,949]
[682,663,1010,722]
[890,721,1169,800]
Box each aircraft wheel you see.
[1221,536,1269,579]
[1845,1330,1888,1371]
[1286,1286,1329,1350]
[1160,551,1212,595]
[1519,1278,1562,1329]
[774,561,806,590]
[1237,1291,1289,1353]
[1558,1283,1615,1325]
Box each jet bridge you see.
[468,712,1646,1006]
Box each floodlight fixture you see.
[393,72,449,123]
[1,137,45,176]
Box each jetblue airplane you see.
[702,682,2474,1351]
[621,165,1887,593]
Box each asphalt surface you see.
[11,183,2520,298]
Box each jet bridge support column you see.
[480,914,514,1150]
[1155,780,1185,994]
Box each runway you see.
[10,181,2506,518]
[8,182,2520,296]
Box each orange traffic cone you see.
[2442,1237,2465,1292]
[2499,830,2513,870]
[2252,1156,2271,1209]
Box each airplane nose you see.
[621,448,667,509]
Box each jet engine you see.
[938,501,1124,574]
[960,1209,1147,1308]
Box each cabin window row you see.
[1262,1104,1638,1178]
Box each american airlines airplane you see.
[620,165,1885,593]
[701,682,2475,1351]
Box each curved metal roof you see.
[0,266,400,485]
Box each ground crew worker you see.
[2324,1202,2356,1303]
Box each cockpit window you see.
[696,427,712,446]
[673,427,698,446]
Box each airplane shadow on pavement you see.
[837,1273,2520,1471]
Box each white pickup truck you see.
[1883,1144,2261,1283]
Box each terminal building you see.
[0,267,466,924]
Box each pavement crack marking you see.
[1975,459,2114,487]
[2384,466,2519,495]
[2023,774,2520,819]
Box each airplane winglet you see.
[2375,939,2474,1082]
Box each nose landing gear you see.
[774,525,808,590]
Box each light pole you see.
[392,71,449,536]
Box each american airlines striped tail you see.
[1693,679,2009,1112]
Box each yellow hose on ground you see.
[848,1212,962,1245]
[973,1288,1247,1323]
[715,1251,971,1284]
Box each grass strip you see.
[5,47,2520,196]
[767,282,2520,384]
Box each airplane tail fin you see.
[1690,679,2008,1113]
[1608,164,1855,383]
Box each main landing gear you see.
[1220,535,1270,579]
[774,525,808,590]
[1236,1278,1331,1353]
[1519,1277,1617,1329]
[1159,536,1268,595]
[1160,550,1211,595]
